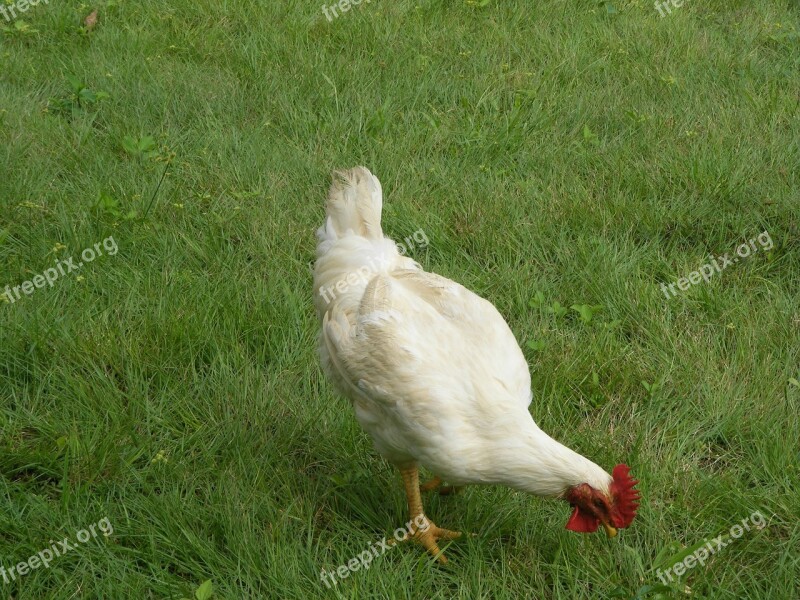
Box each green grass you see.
[1,0,798,598]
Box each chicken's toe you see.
[394,519,461,563]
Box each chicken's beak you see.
[602,522,618,538]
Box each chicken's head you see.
[564,464,640,537]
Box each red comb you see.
[609,464,640,528]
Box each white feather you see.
[314,167,612,498]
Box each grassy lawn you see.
[1,0,798,598]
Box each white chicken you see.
[313,167,639,563]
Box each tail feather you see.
[313,166,418,319]
[323,166,384,241]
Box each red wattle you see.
[565,506,600,533]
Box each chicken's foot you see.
[396,465,461,563]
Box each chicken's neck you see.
[485,417,613,499]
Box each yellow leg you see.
[420,475,463,496]
[419,475,442,492]
[398,465,462,564]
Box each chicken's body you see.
[314,167,639,561]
